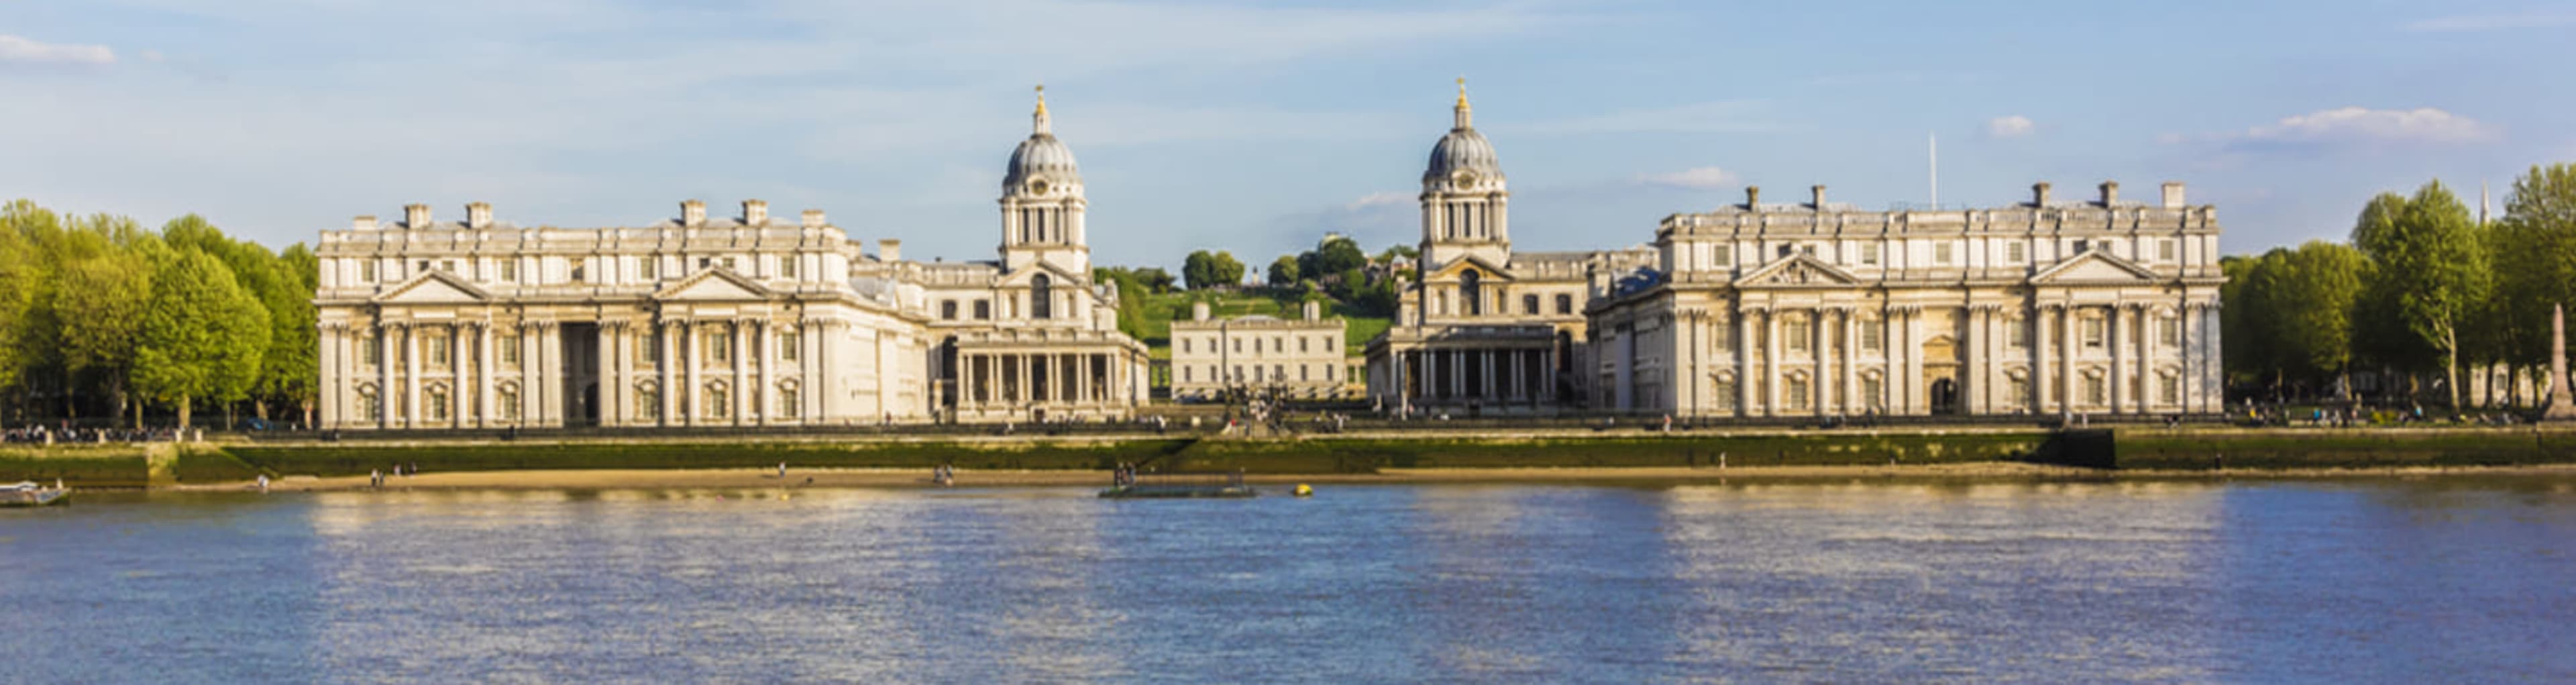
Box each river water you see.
[5,478,2575,683]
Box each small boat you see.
[1099,470,1258,499]
[1,480,72,508]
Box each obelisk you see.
[2546,303,2576,420]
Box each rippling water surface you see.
[5,478,2575,683]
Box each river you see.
[5,478,2574,683]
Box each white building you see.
[312,89,1146,429]
[1586,181,2226,418]
[1170,301,1352,401]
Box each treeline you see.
[0,200,316,429]
[2224,164,2576,410]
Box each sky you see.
[3,0,2568,270]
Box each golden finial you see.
[1455,76,1468,109]
[1034,83,1047,116]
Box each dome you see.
[1005,133,1080,191]
[1424,127,1499,181]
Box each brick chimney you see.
[2098,181,2119,206]
[1810,185,1827,210]
[1744,185,1761,209]
[2031,182,2053,207]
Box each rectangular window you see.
[2072,240,2090,254]
[2006,242,2025,263]
[973,301,991,320]
[1861,319,1884,352]
[780,256,798,278]
[1935,242,1954,264]
[500,389,521,421]
[364,337,383,365]
[1776,244,1794,258]
[1787,377,1810,408]
[570,258,588,282]
[781,391,802,419]
[640,258,657,280]
[941,301,958,320]
[2159,239,2177,262]
[2084,376,2105,405]
[427,334,450,368]
[1181,338,1192,354]
[1786,319,1812,352]
[781,331,801,361]
[1300,365,1309,381]
[636,335,656,364]
[2010,378,2031,407]
[362,260,379,282]
[1298,337,1309,354]
[1523,295,1541,315]
[1713,244,1732,264]
[2161,375,2180,405]
[440,260,456,272]
[1234,339,1242,354]
[2083,317,2106,348]
[1861,243,1880,265]
[500,335,521,366]
[1862,376,1884,409]
[722,256,738,270]
[2160,317,2180,346]
[1556,294,1574,315]
[2009,319,2031,348]
[1801,244,1817,256]
[708,331,732,363]
[499,260,518,282]
[706,386,729,419]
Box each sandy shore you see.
[168,461,2576,493]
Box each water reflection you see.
[4,478,2574,682]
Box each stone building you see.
[1170,301,1352,401]
[1363,81,1654,415]
[1585,181,2226,419]
[311,89,1145,429]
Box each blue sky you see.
[3,0,2567,269]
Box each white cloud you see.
[1635,167,1741,190]
[1515,101,1779,135]
[1986,115,2035,138]
[2168,107,2498,154]
[0,35,116,68]
[2404,12,2576,32]
[1343,191,1413,211]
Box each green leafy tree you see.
[1296,234,1368,282]
[1182,250,1244,290]
[2351,182,2485,410]
[1267,255,1301,287]
[0,205,40,419]
[133,250,271,428]
[54,244,154,426]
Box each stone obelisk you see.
[2546,303,2576,420]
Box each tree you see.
[270,244,321,426]
[2351,182,2484,411]
[0,205,39,418]
[2263,242,2370,398]
[54,245,153,426]
[1267,255,1301,287]
[1297,234,1368,282]
[133,250,270,429]
[1182,250,1244,290]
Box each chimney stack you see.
[465,201,492,229]
[403,203,431,229]
[741,199,768,225]
[2098,181,2119,206]
[877,239,902,262]
[2160,181,2186,209]
[352,215,378,231]
[2031,182,2053,207]
[682,199,706,227]
[800,209,826,228]
[1303,300,1322,321]
[1744,185,1761,208]
[1193,301,1212,322]
[1811,185,1828,210]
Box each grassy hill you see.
[1127,288,1391,360]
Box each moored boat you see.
[1,480,72,508]
[1099,469,1257,499]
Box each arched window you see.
[1031,274,1053,320]
[1460,270,1482,317]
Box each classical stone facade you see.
[1170,301,1352,401]
[1364,81,1654,415]
[1586,182,2226,419]
[313,89,1146,429]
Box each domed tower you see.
[1000,85,1089,275]
[1419,78,1509,269]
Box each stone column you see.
[759,320,776,425]
[447,324,466,428]
[594,323,617,426]
[401,323,422,428]
[802,321,822,421]
[2108,305,2127,414]
[685,322,703,425]
[2141,307,2160,411]
[657,321,677,426]
[1811,310,1829,415]
[378,325,396,428]
[542,323,566,426]
[476,323,495,427]
[1840,308,1859,416]
[2032,306,2053,413]
[731,319,749,425]
[1763,307,1782,416]
[1961,307,1981,416]
[518,324,538,425]
[2059,306,2078,414]
[1734,309,1753,416]
[1481,349,1497,403]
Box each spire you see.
[1453,76,1472,129]
[1032,84,1051,135]
[2481,180,2492,225]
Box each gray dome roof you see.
[1425,126,1501,180]
[1005,133,1080,190]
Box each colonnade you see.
[953,350,1127,413]
[321,315,846,429]
[1393,346,1554,407]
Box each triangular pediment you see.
[1735,255,1860,287]
[2032,252,2157,284]
[1424,255,1515,282]
[653,268,773,301]
[998,262,1085,287]
[374,270,489,304]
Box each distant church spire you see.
[1454,77,1472,129]
[1033,84,1051,135]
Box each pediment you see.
[2032,252,2157,284]
[998,262,1085,287]
[653,268,773,301]
[1424,255,1515,282]
[374,271,488,304]
[1735,255,1860,287]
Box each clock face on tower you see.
[1028,179,1051,196]
[1452,170,1477,188]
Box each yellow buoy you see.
[1293,484,1313,497]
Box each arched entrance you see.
[1929,378,1959,415]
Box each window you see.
[418,260,431,272]
[1460,271,1483,317]
[941,301,959,320]
[698,258,712,269]
[500,387,521,421]
[1862,376,1884,409]
[639,258,657,280]
[1182,366,1192,382]
[722,256,738,270]
[1031,274,1053,319]
[781,331,801,361]
[2159,316,2180,346]
[1523,294,1541,315]
[427,333,450,368]
[1861,319,1884,352]
[1786,317,1812,352]
[1298,337,1309,354]
[1801,244,1817,256]
[781,390,802,418]
[1273,338,1283,353]
[570,258,588,282]
[440,260,455,272]
[1861,243,1880,265]
[2083,375,2104,405]
[2159,239,2177,262]
[358,392,380,421]
[362,260,379,282]
[2009,377,2031,407]
[1786,376,1811,409]
[1934,242,1954,264]
[1713,244,1733,264]
[1777,244,1794,258]
[1300,365,1309,381]
[499,260,518,282]
[2008,319,2030,348]
[2082,317,2105,348]
[708,331,731,363]
[2072,240,2091,254]
[500,335,521,366]
[1556,294,1574,315]
[1715,380,1737,411]
[973,300,991,320]
[364,337,383,366]
[1233,339,1242,354]
[635,387,657,420]
[427,387,450,421]
[2160,374,2180,405]
[706,385,729,418]
[637,335,657,364]
[2006,242,2025,263]
[780,256,798,278]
